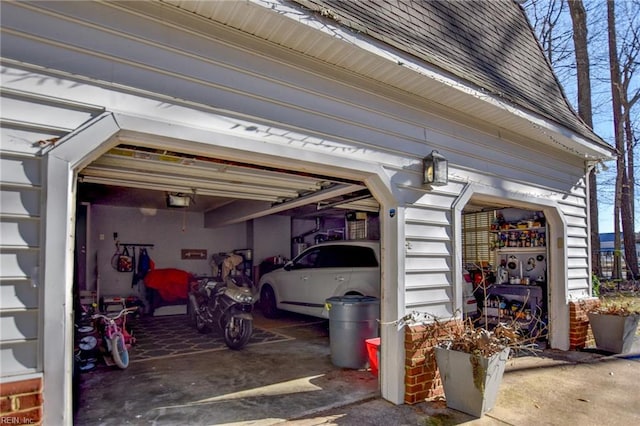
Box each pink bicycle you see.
[92,307,137,369]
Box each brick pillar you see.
[404,319,459,404]
[569,298,600,350]
[0,377,43,425]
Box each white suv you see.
[258,241,380,319]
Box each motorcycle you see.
[187,274,257,350]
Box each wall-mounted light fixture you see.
[423,150,448,186]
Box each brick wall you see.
[404,319,460,404]
[0,377,43,425]
[569,298,600,350]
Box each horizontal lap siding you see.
[559,179,590,299]
[0,154,42,374]
[0,311,38,340]
[1,86,97,376]
[0,128,54,156]
[0,219,40,248]
[0,341,38,375]
[0,279,38,310]
[0,187,41,217]
[1,97,92,132]
[403,188,458,318]
[0,250,40,279]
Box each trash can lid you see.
[325,295,379,304]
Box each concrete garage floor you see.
[74,310,380,425]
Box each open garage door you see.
[78,145,380,223]
[72,143,384,424]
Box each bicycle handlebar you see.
[92,306,138,322]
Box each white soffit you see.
[161,0,612,160]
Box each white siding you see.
[561,180,591,299]
[402,187,457,317]
[0,87,99,376]
[0,341,39,376]
[0,153,42,375]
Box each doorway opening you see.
[70,142,384,423]
[462,203,550,348]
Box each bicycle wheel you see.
[78,335,97,351]
[110,332,129,369]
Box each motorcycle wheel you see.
[224,316,253,350]
[195,308,210,333]
[187,300,197,328]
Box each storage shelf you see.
[497,247,546,253]
[491,226,545,233]
[480,315,537,326]
[492,226,546,252]
[482,284,543,335]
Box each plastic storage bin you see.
[365,337,381,376]
[325,295,380,369]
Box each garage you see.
[71,142,384,423]
[70,145,556,423]
[1,1,615,424]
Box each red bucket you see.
[365,337,381,377]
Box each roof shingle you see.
[292,0,604,147]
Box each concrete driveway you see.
[289,349,640,426]
[74,311,640,425]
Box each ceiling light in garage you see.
[167,193,192,208]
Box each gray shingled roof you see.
[292,0,607,148]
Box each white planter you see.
[435,346,510,417]
[588,313,640,354]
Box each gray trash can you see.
[325,295,380,369]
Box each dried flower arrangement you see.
[400,311,539,358]
[437,319,519,357]
[588,300,640,316]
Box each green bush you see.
[592,274,600,297]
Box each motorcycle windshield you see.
[226,275,254,289]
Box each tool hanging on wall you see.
[526,257,536,272]
[118,246,133,272]
[111,242,122,271]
